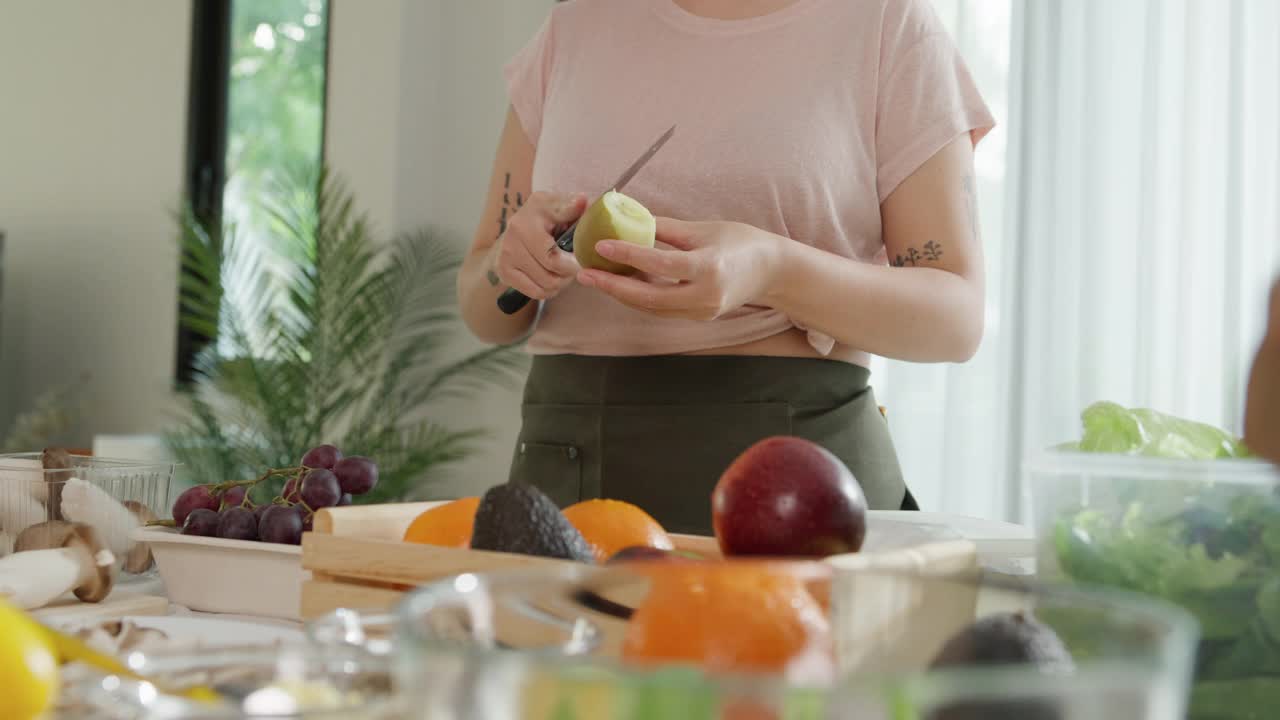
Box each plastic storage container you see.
[1027,449,1280,720]
[391,562,1197,720]
[0,452,174,577]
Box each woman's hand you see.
[489,191,587,301]
[576,218,784,320]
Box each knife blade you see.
[496,125,677,315]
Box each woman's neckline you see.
[651,0,826,36]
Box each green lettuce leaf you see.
[1077,401,1250,459]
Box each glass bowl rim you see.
[392,563,1200,706]
[63,642,397,720]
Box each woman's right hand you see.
[490,191,587,301]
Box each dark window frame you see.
[176,0,231,385]
[175,0,332,385]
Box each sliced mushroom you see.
[42,447,74,522]
[75,619,170,656]
[3,520,115,607]
[122,501,157,573]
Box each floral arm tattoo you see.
[889,174,976,268]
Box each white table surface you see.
[114,575,304,630]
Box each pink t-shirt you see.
[505,0,995,359]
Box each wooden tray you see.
[299,502,719,620]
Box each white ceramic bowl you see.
[133,527,308,621]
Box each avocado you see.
[926,612,1073,720]
[469,482,595,563]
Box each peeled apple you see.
[0,597,59,719]
[573,190,657,275]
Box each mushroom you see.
[1,521,115,608]
[41,447,75,521]
[121,501,157,573]
[60,477,145,560]
[75,619,171,656]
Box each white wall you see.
[0,1,192,444]
[325,0,554,497]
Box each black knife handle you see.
[497,287,533,315]
[495,226,577,315]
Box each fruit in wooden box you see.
[712,436,868,558]
[469,483,594,563]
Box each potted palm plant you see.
[168,166,526,503]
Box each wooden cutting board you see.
[33,590,170,625]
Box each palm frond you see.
[357,422,488,503]
[166,163,523,501]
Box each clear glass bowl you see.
[0,452,175,577]
[59,643,398,719]
[1027,449,1280,720]
[391,561,1197,719]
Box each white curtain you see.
[873,0,1280,522]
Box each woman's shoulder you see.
[545,0,643,29]
[864,0,949,43]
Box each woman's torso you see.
[514,0,947,366]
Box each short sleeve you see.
[503,13,557,146]
[875,2,995,202]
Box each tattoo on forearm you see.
[891,241,943,267]
[496,172,524,240]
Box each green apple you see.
[573,190,656,275]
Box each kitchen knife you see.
[496,124,677,315]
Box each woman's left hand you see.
[576,218,784,320]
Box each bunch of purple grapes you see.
[170,445,379,546]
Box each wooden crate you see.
[299,502,719,620]
[300,502,990,681]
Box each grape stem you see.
[206,467,309,508]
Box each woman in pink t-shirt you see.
[456,0,995,533]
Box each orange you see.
[561,499,674,563]
[620,561,833,678]
[402,497,481,547]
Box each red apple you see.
[712,436,867,557]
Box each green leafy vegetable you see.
[1077,401,1251,459]
[1053,403,1279,719]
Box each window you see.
[177,0,330,382]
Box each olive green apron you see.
[507,354,913,535]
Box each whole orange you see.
[561,499,674,563]
[402,497,481,547]
[620,561,833,678]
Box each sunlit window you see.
[178,0,329,377]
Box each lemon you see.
[0,597,59,719]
